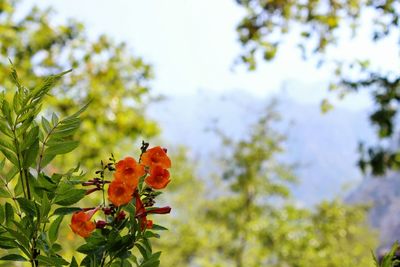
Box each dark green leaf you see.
[37,255,69,266]
[70,256,78,267]
[16,198,36,217]
[0,187,11,198]
[5,202,14,225]
[149,224,168,231]
[41,116,52,134]
[0,120,13,137]
[22,126,39,150]
[0,147,18,165]
[49,215,64,244]
[54,188,86,206]
[53,207,82,215]
[0,254,27,261]
[45,140,79,155]
[23,139,39,167]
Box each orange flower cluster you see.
[108,146,171,207]
[70,145,172,238]
[108,156,145,206]
[142,146,171,189]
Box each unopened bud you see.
[96,220,107,229]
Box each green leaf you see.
[2,99,12,124]
[0,147,18,165]
[0,187,11,198]
[140,259,160,267]
[41,116,52,134]
[5,166,19,182]
[45,140,79,155]
[0,254,27,261]
[150,224,168,231]
[49,215,64,244]
[37,255,69,266]
[70,256,78,267]
[5,202,14,225]
[53,207,82,215]
[22,126,39,150]
[136,243,149,259]
[23,139,39,167]
[144,231,160,239]
[54,188,86,206]
[0,120,13,137]
[39,193,51,222]
[52,113,59,126]
[6,227,30,249]
[0,135,15,152]
[0,205,4,224]
[16,198,36,217]
[64,101,90,121]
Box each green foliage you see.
[156,106,377,266]
[234,0,400,176]
[0,67,87,266]
[0,68,171,267]
[0,0,158,170]
[373,243,400,267]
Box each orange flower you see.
[145,165,171,189]
[70,209,98,238]
[114,157,145,188]
[141,146,171,169]
[108,180,134,206]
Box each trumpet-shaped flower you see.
[145,165,171,189]
[141,146,171,169]
[114,157,145,188]
[108,180,134,206]
[70,208,98,238]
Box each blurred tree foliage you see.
[156,107,377,266]
[235,0,400,176]
[0,0,158,170]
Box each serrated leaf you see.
[49,215,64,244]
[0,254,27,261]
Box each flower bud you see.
[96,220,107,229]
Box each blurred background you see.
[1,0,400,266]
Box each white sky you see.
[21,0,400,111]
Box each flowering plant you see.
[0,66,171,267]
[72,144,172,266]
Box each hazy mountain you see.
[346,173,400,249]
[147,90,376,205]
